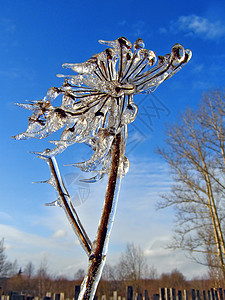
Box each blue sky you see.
[1,0,225,279]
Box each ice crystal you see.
[13,37,191,179]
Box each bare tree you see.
[116,243,148,293]
[35,259,51,298]
[101,264,116,281]
[159,269,187,290]
[0,238,9,276]
[24,261,35,278]
[0,238,17,277]
[157,89,225,282]
[23,261,35,294]
[148,265,158,280]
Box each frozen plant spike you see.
[63,58,98,74]
[79,173,105,183]
[47,156,92,255]
[45,198,62,207]
[32,175,57,189]
[14,37,191,300]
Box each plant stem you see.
[48,156,92,255]
[79,132,123,300]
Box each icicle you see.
[120,156,130,176]
[122,102,138,125]
[46,87,61,101]
[98,38,120,49]
[133,38,145,50]
[30,149,52,158]
[171,43,185,66]
[62,57,97,74]
[45,198,62,207]
[32,175,56,188]
[80,173,104,183]
[15,102,35,111]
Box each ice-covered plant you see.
[13,37,191,300]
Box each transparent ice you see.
[14,37,191,300]
[14,37,191,179]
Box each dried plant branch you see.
[48,156,92,255]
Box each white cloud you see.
[52,229,67,239]
[0,211,12,221]
[160,14,225,40]
[143,237,207,279]
[0,223,86,277]
[178,15,225,39]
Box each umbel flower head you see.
[13,37,191,181]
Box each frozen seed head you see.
[14,37,191,180]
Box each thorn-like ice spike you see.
[44,199,62,207]
[80,173,104,183]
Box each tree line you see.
[0,240,221,299]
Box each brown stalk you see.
[79,132,122,300]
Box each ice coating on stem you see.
[14,37,191,179]
[46,156,92,255]
[78,130,125,300]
